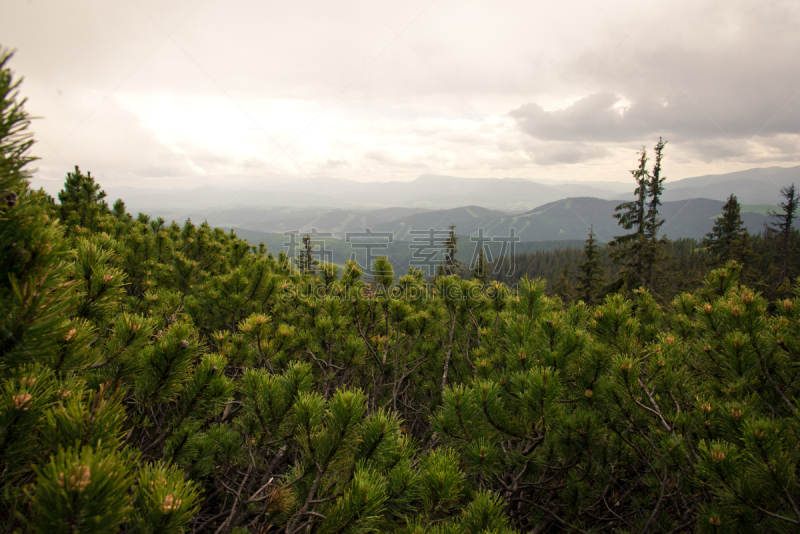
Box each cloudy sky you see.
[3,0,800,196]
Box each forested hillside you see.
[6,50,800,534]
[139,197,780,244]
[493,238,708,298]
[495,229,800,304]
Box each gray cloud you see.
[528,141,612,166]
[3,0,800,194]
[510,93,635,142]
[509,0,800,165]
[510,89,800,145]
[684,136,800,164]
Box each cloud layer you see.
[1,0,797,198]
[510,0,800,166]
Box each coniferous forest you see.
[5,49,800,534]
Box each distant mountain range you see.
[658,166,800,204]
[372,198,775,243]
[112,174,628,213]
[112,164,800,215]
[147,197,777,244]
[223,197,778,275]
[118,164,800,244]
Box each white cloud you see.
[2,0,798,200]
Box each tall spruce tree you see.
[609,146,648,290]
[295,234,319,274]
[609,139,668,294]
[437,223,463,277]
[553,265,573,303]
[703,194,752,266]
[576,225,605,305]
[643,138,667,291]
[769,183,799,286]
[471,247,490,285]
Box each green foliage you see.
[576,225,605,305]
[295,234,320,274]
[0,49,34,190]
[610,138,669,294]
[58,165,108,230]
[129,463,200,534]
[371,255,394,289]
[8,50,800,534]
[437,223,464,277]
[704,194,753,267]
[0,51,202,533]
[31,445,135,533]
[610,143,649,290]
[472,247,490,285]
[769,183,800,289]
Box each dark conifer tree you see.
[295,234,319,274]
[553,264,573,303]
[112,198,130,221]
[610,139,669,295]
[472,247,489,285]
[769,183,799,286]
[371,255,394,289]
[57,165,108,228]
[576,225,605,305]
[643,138,667,291]
[609,146,649,291]
[703,194,752,266]
[437,223,463,277]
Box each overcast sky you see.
[3,0,800,196]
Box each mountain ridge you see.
[109,164,800,214]
[202,197,777,244]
